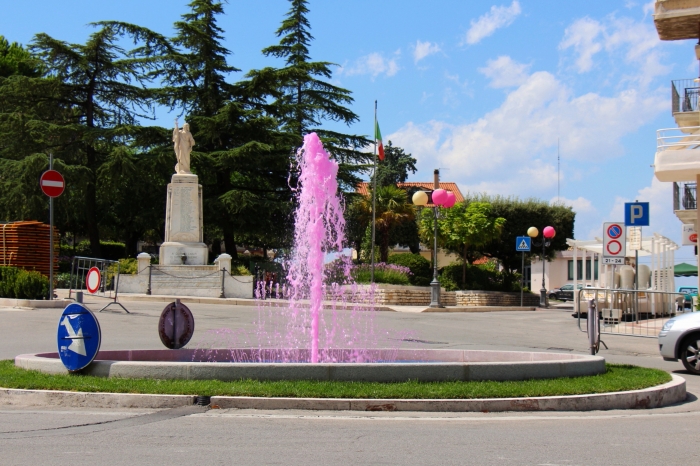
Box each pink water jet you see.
[286,133,346,363]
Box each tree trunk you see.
[380,228,390,263]
[223,225,237,260]
[84,76,100,258]
[462,244,467,288]
[125,231,140,258]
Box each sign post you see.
[40,162,65,301]
[516,236,531,307]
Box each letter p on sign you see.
[624,202,649,227]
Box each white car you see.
[659,312,700,374]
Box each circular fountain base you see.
[16,349,605,382]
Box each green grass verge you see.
[0,361,670,399]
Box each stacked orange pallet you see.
[0,221,59,276]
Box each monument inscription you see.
[170,184,199,242]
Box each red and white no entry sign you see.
[40,170,65,198]
[85,267,101,294]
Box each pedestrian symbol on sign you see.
[515,236,531,252]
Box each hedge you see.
[0,266,49,299]
[388,253,432,286]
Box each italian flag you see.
[375,120,385,161]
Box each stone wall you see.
[338,284,456,306]
[455,290,539,307]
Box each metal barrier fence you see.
[68,256,129,313]
[576,288,692,338]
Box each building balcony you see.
[673,181,697,223]
[656,127,700,182]
[671,79,700,127]
[654,0,700,41]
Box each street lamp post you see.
[412,174,456,308]
[527,226,556,308]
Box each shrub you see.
[233,265,251,276]
[117,258,138,275]
[13,270,49,299]
[0,267,49,299]
[0,267,20,297]
[438,262,520,292]
[351,262,411,285]
[55,272,72,288]
[388,253,432,286]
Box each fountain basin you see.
[15,349,605,382]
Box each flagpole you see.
[371,100,378,283]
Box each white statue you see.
[173,119,195,174]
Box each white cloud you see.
[643,1,655,17]
[463,1,522,45]
[388,71,666,200]
[413,40,441,64]
[559,15,670,85]
[554,196,596,214]
[338,52,400,78]
[479,56,531,88]
[559,17,604,73]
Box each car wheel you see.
[680,334,700,375]
[548,294,557,300]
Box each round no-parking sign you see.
[603,222,626,260]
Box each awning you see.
[674,262,698,277]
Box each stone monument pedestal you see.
[159,174,208,265]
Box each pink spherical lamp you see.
[443,191,456,208]
[431,188,447,206]
[543,226,556,239]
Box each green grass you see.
[0,361,671,399]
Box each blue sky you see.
[2,0,697,267]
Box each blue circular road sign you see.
[57,303,101,372]
[607,224,622,239]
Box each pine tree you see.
[249,0,371,190]
[161,0,295,257]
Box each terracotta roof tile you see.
[356,182,464,206]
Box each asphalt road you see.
[0,299,697,465]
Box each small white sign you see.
[602,257,624,265]
[628,226,642,251]
[682,223,697,246]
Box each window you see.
[568,259,599,281]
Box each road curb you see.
[0,387,196,408]
[0,298,71,309]
[0,375,685,412]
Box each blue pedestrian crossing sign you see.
[516,236,531,252]
[624,202,649,227]
[57,303,101,372]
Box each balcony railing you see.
[674,182,697,211]
[672,79,700,113]
[657,126,700,150]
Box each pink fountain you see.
[286,133,346,363]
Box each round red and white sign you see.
[85,267,101,294]
[40,170,65,198]
[606,240,622,255]
[691,233,698,243]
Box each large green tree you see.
[159,0,295,258]
[466,195,576,274]
[248,0,371,191]
[375,141,417,188]
[438,202,506,285]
